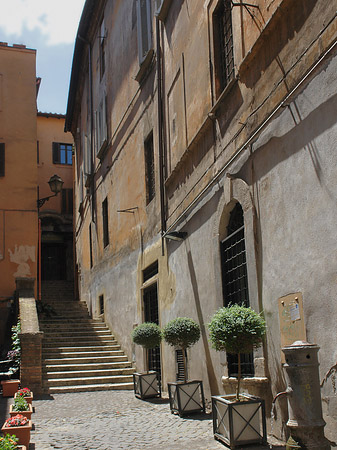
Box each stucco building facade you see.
[37,113,74,288]
[0,42,74,353]
[66,0,337,441]
[0,43,38,348]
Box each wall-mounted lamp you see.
[37,174,64,209]
[164,231,188,241]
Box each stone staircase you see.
[40,281,134,393]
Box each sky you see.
[0,0,86,114]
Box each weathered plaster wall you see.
[246,52,337,440]
[0,44,38,298]
[37,114,73,213]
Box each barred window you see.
[221,203,254,377]
[144,132,155,204]
[213,0,234,97]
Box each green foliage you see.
[11,322,21,353]
[7,321,21,371]
[132,323,162,350]
[0,434,19,450]
[163,317,201,350]
[208,304,266,355]
[12,396,29,412]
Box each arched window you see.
[220,202,254,377]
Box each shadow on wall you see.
[239,0,317,88]
[184,238,220,396]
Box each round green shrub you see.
[131,322,162,350]
[163,317,201,350]
[208,304,266,355]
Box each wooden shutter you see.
[0,143,4,176]
[52,142,59,163]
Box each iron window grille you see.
[143,283,161,377]
[221,203,254,377]
[144,132,155,204]
[176,349,188,382]
[213,0,235,95]
[102,198,109,248]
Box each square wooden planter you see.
[133,371,161,399]
[15,391,33,404]
[167,380,205,416]
[212,394,267,448]
[9,403,33,420]
[1,420,32,448]
[1,380,20,397]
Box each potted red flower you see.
[14,388,33,404]
[1,415,32,448]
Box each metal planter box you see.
[212,393,267,448]
[168,380,205,416]
[133,371,161,399]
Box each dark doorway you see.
[42,243,66,280]
[143,283,161,376]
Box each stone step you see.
[43,361,132,371]
[43,345,122,353]
[44,367,135,379]
[45,374,134,387]
[40,319,103,325]
[43,329,113,337]
[43,339,120,354]
[43,355,129,365]
[40,284,134,393]
[41,321,106,328]
[46,382,134,393]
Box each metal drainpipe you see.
[88,42,95,224]
[156,16,166,253]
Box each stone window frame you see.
[212,175,267,384]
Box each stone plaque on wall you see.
[278,292,306,362]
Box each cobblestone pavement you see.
[1,390,286,450]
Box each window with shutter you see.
[0,143,5,177]
[61,189,73,214]
[95,96,108,158]
[52,142,73,165]
[136,0,152,64]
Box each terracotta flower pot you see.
[1,379,20,397]
[15,390,33,404]
[1,418,32,448]
[9,403,33,420]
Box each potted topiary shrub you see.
[163,317,205,416]
[208,304,267,448]
[1,415,32,449]
[132,322,162,399]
